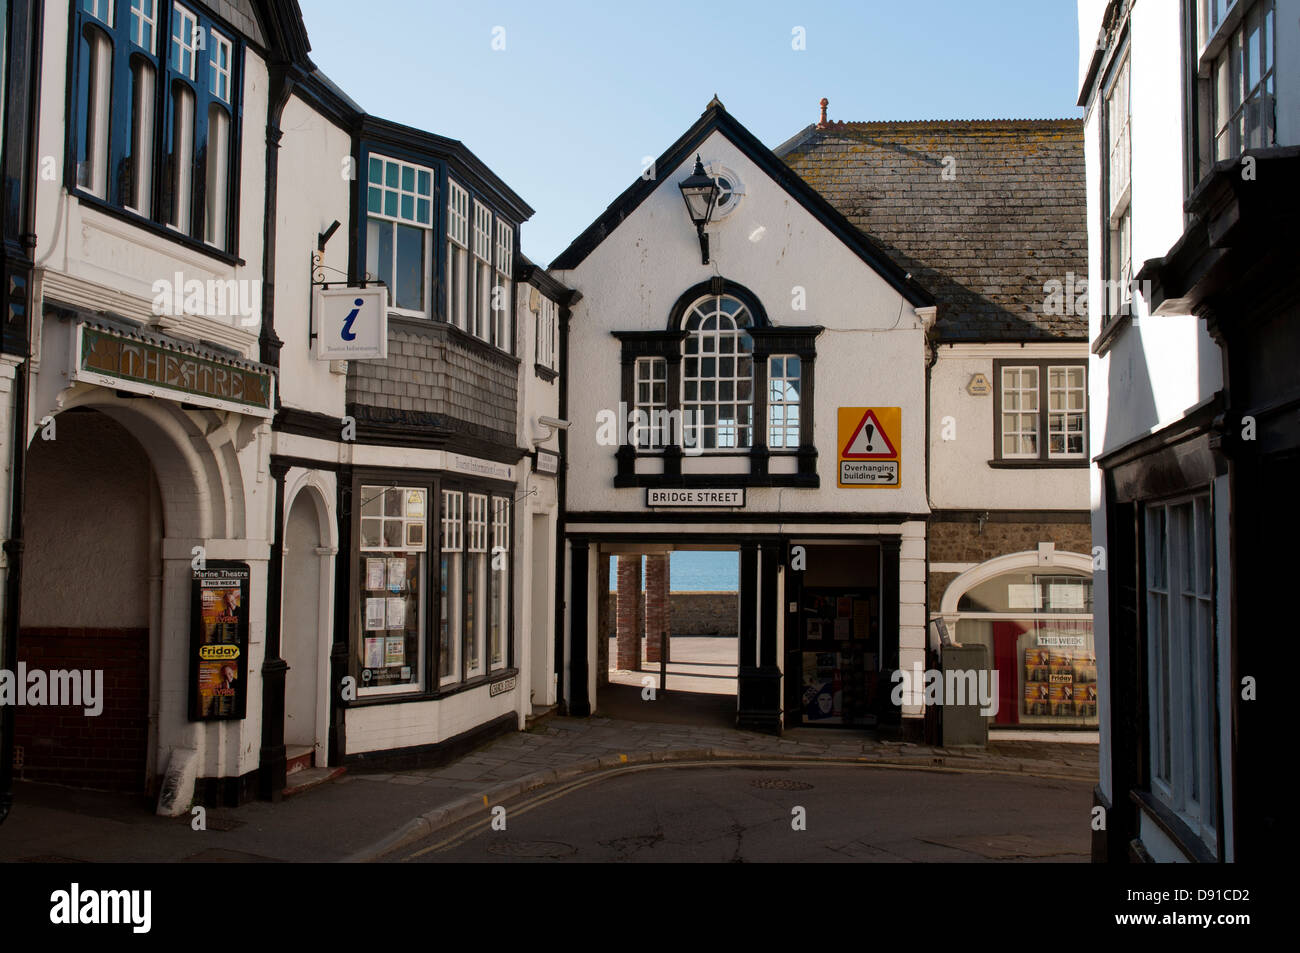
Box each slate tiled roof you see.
[775,119,1087,341]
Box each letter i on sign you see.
[341,298,363,341]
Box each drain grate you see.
[750,778,814,791]
[486,839,577,858]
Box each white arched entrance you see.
[19,389,266,793]
[280,471,337,765]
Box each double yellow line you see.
[399,756,1088,860]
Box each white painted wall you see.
[274,92,353,417]
[552,129,930,517]
[929,343,1091,510]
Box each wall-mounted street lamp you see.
[677,155,719,265]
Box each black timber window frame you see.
[355,141,520,357]
[991,359,1090,468]
[612,277,821,488]
[344,467,516,709]
[65,0,245,262]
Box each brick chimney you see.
[816,97,829,130]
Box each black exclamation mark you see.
[864,424,874,451]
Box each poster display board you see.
[188,561,251,720]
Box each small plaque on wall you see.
[967,373,992,396]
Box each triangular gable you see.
[549,99,934,309]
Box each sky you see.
[301,0,1082,266]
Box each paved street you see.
[392,763,1092,863]
[0,711,1097,863]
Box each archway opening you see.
[16,408,157,792]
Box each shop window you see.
[366,153,433,315]
[490,496,510,670]
[1144,495,1217,850]
[357,485,428,696]
[952,567,1096,728]
[465,493,489,679]
[446,178,470,330]
[682,294,754,450]
[994,361,1088,464]
[767,355,801,450]
[439,489,462,686]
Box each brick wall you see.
[644,555,669,662]
[606,591,738,640]
[14,627,150,792]
[615,556,641,669]
[347,319,519,443]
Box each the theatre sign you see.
[70,321,276,418]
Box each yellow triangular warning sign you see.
[841,409,897,459]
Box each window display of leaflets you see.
[834,618,851,641]
[1025,648,1051,682]
[386,597,406,630]
[366,558,385,591]
[364,637,384,668]
[1025,681,1050,716]
[387,557,407,592]
[1050,681,1074,716]
[365,598,385,631]
[837,596,852,618]
[1079,683,1098,717]
[384,635,405,666]
[1072,652,1097,683]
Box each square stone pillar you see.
[644,554,670,663]
[615,555,642,670]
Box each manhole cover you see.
[486,839,576,858]
[750,778,814,790]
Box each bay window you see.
[1190,0,1275,187]
[366,153,433,315]
[439,490,463,687]
[357,485,428,696]
[464,493,488,679]
[446,179,470,330]
[494,220,514,352]
[472,201,493,341]
[70,1,242,253]
[490,496,510,670]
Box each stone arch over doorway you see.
[16,393,254,792]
